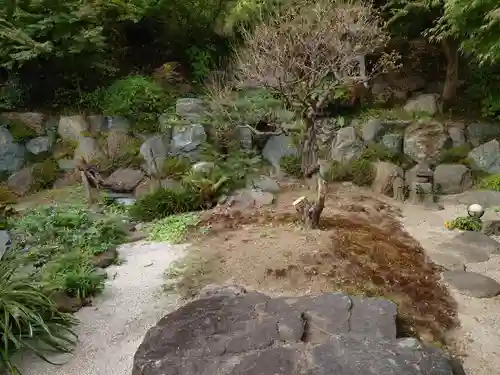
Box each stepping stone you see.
[440,231,500,263]
[428,252,466,271]
[442,271,500,298]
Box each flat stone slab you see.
[442,271,500,298]
[439,231,500,263]
[442,190,500,209]
[428,252,466,271]
[133,286,454,375]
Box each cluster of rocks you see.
[133,285,457,375]
[0,98,290,202]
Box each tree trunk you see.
[300,118,318,174]
[293,172,327,229]
[441,39,459,104]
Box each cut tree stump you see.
[293,165,327,229]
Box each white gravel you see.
[17,241,188,375]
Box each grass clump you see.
[0,255,78,374]
[439,145,471,165]
[326,158,375,186]
[161,157,192,179]
[31,159,61,192]
[0,186,17,204]
[445,216,482,231]
[477,174,500,191]
[147,213,200,243]
[280,155,302,178]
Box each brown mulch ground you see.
[178,184,458,346]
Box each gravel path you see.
[17,241,187,375]
[402,203,500,375]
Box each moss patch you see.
[31,159,61,192]
[2,119,37,142]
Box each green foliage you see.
[99,75,174,132]
[0,186,17,204]
[2,119,37,142]
[161,157,192,179]
[325,158,375,186]
[463,63,500,119]
[281,155,302,178]
[439,145,471,164]
[41,253,105,299]
[10,205,127,269]
[478,173,500,191]
[147,213,200,243]
[31,159,61,192]
[441,0,500,65]
[0,255,78,374]
[350,158,376,186]
[129,187,204,222]
[445,216,482,232]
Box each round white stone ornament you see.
[467,203,485,218]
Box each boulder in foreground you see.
[133,285,454,375]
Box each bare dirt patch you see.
[175,185,458,346]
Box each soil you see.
[182,182,458,347]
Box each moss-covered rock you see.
[2,119,37,142]
[31,159,61,192]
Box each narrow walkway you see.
[401,203,500,375]
[17,241,187,375]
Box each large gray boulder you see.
[140,135,170,175]
[0,126,14,144]
[433,164,472,194]
[262,134,298,173]
[26,136,52,155]
[330,126,364,164]
[176,98,206,121]
[468,139,500,174]
[133,288,453,375]
[58,115,89,142]
[170,124,207,157]
[403,93,440,116]
[404,121,450,163]
[467,121,500,147]
[73,137,105,163]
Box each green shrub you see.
[439,145,471,165]
[360,143,414,169]
[325,159,375,186]
[161,157,192,179]
[281,155,302,178]
[0,186,17,205]
[3,119,37,142]
[31,159,61,192]
[350,158,375,186]
[41,253,105,299]
[129,187,204,222]
[325,161,351,182]
[100,75,174,132]
[0,255,78,373]
[445,216,482,232]
[478,174,500,191]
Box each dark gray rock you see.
[262,134,298,172]
[26,136,52,155]
[7,166,33,196]
[433,164,472,194]
[0,126,13,144]
[103,168,145,193]
[361,119,383,142]
[403,93,440,116]
[0,143,25,172]
[133,288,453,375]
[140,135,170,175]
[88,115,108,133]
[0,230,11,259]
[330,126,364,164]
[170,124,207,155]
[381,133,404,154]
[482,219,500,236]
[467,121,500,147]
[247,176,280,193]
[106,116,130,132]
[442,271,500,298]
[237,126,253,150]
[468,139,500,174]
[447,126,466,147]
[176,98,206,121]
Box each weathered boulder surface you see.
[133,287,454,375]
[403,121,450,163]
